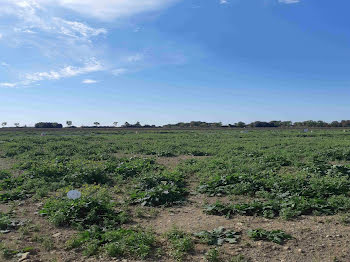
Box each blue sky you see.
[0,0,349,126]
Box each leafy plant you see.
[194,226,240,246]
[166,227,194,261]
[205,248,220,262]
[40,187,128,229]
[247,229,291,244]
[67,227,157,259]
[130,171,188,206]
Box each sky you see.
[0,0,350,126]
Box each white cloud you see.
[0,59,104,88]
[0,33,2,39]
[52,18,107,39]
[24,59,103,82]
[0,82,16,87]
[82,79,98,84]
[220,0,228,4]
[112,68,127,76]
[44,0,179,20]
[126,54,144,63]
[278,0,300,4]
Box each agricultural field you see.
[1,129,350,262]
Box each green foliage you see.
[247,229,292,244]
[67,226,156,259]
[205,248,220,262]
[40,186,129,229]
[114,157,162,178]
[0,244,18,259]
[166,227,194,261]
[0,212,11,231]
[194,226,240,246]
[130,171,188,206]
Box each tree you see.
[93,122,100,127]
[235,122,246,128]
[66,121,72,127]
[1,122,7,128]
[14,123,20,128]
[134,121,141,127]
[113,122,118,127]
[123,122,131,128]
[35,122,63,128]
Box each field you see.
[1,129,350,262]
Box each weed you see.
[40,186,129,229]
[194,226,240,245]
[205,248,220,262]
[166,227,194,261]
[247,229,292,244]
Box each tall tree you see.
[113,122,118,127]
[1,122,7,128]
[14,123,20,128]
[93,122,100,127]
[66,121,72,127]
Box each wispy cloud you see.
[0,82,16,88]
[82,79,98,84]
[0,33,3,39]
[112,68,127,76]
[0,0,183,88]
[42,0,179,21]
[0,59,104,88]
[220,0,228,4]
[126,54,144,63]
[278,0,300,4]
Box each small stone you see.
[18,252,30,262]
[283,246,290,250]
[297,249,303,253]
[53,232,61,237]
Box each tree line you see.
[2,120,350,129]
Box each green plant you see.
[40,187,129,229]
[67,227,157,259]
[205,248,220,262]
[130,172,188,207]
[247,229,292,244]
[166,227,194,261]
[194,226,240,246]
